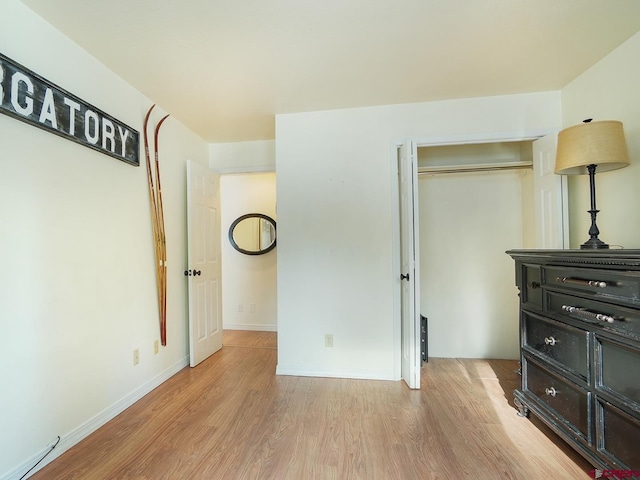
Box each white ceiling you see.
[20,0,640,143]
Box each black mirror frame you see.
[228,213,277,255]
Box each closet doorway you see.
[416,136,566,360]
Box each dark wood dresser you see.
[506,250,640,472]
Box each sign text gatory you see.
[0,53,139,166]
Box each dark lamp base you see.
[580,165,609,250]
[581,238,609,249]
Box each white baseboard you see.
[223,323,277,332]
[2,356,189,480]
[275,364,396,381]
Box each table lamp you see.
[555,119,630,249]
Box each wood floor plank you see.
[29,333,594,480]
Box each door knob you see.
[184,270,192,276]
[401,273,410,281]
[184,269,202,276]
[194,270,201,276]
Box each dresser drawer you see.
[523,356,591,443]
[523,311,588,381]
[547,291,640,339]
[597,336,640,409]
[596,399,640,469]
[546,266,640,307]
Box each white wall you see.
[220,173,277,331]
[561,32,640,249]
[0,2,209,478]
[419,170,528,359]
[210,140,275,172]
[275,92,561,380]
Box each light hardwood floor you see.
[30,331,593,479]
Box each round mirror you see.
[228,213,277,255]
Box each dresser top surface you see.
[506,249,640,268]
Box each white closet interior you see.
[417,141,535,359]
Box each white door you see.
[398,142,421,389]
[533,134,569,248]
[187,160,223,367]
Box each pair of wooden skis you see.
[143,105,170,346]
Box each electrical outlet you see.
[325,334,334,348]
[154,340,159,354]
[133,348,140,365]
[238,304,243,313]
[249,303,256,313]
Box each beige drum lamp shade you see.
[555,120,630,174]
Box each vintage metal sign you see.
[0,52,139,166]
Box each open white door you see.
[187,160,223,367]
[398,142,421,389]
[533,134,569,248]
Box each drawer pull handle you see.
[528,281,540,289]
[545,387,558,397]
[544,336,557,346]
[561,305,615,323]
[556,276,607,288]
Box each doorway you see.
[220,172,277,333]
[418,141,533,360]
[395,133,567,373]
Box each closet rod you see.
[418,163,532,176]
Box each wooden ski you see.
[143,104,170,346]
[154,113,170,346]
